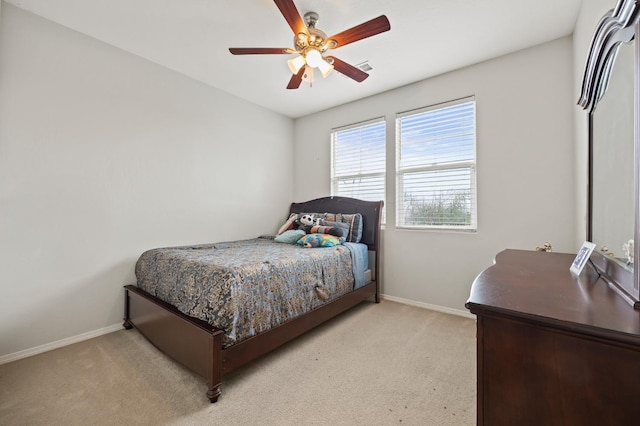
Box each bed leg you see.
[207,386,222,403]
[206,330,224,403]
[123,286,133,329]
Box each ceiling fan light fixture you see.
[318,59,333,77]
[287,54,306,74]
[304,48,323,68]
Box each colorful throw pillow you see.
[297,233,343,248]
[274,229,306,244]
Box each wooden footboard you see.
[222,282,377,373]
[123,281,376,402]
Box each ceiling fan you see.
[229,0,391,89]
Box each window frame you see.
[330,117,387,220]
[395,96,477,231]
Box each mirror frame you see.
[578,0,640,308]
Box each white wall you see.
[0,4,294,359]
[573,0,617,246]
[294,37,576,312]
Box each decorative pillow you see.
[274,229,306,244]
[297,233,343,248]
[290,212,364,242]
[312,220,349,239]
[322,213,364,243]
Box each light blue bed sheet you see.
[343,242,369,288]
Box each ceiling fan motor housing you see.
[294,12,334,52]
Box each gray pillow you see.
[318,220,350,239]
[322,213,364,243]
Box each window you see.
[331,118,386,214]
[396,97,477,230]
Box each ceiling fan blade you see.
[327,15,391,48]
[229,47,291,55]
[327,56,369,82]
[286,67,306,89]
[274,0,307,35]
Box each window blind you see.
[396,98,477,230]
[331,118,386,214]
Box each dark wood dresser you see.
[465,249,640,425]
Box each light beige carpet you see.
[0,300,476,425]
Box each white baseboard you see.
[0,323,123,365]
[380,294,476,319]
[1,296,474,365]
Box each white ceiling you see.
[5,0,584,118]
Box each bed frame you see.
[123,196,383,402]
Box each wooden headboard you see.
[289,196,383,251]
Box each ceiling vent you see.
[356,61,373,72]
[338,61,372,78]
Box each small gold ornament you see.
[535,242,552,252]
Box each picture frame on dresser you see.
[570,241,596,275]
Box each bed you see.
[123,196,383,402]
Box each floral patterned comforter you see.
[135,237,355,348]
